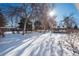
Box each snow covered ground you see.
[0,31,79,56]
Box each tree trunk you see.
[10,17,15,34]
[15,16,20,34]
[22,18,27,35]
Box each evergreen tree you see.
[0,12,5,37]
[34,20,41,30]
[0,12,5,27]
[74,24,78,29]
[26,20,32,31]
[18,17,32,31]
[18,17,25,30]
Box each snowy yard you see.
[0,31,79,56]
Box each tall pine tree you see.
[18,17,25,30]
[0,12,5,27]
[18,17,32,31]
[0,12,5,37]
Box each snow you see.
[0,31,79,56]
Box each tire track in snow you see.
[20,32,51,56]
[3,33,42,56]
[4,33,49,56]
[29,32,54,56]
[1,32,65,56]
[0,33,40,55]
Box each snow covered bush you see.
[60,32,79,56]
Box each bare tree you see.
[19,4,32,35]
[41,4,57,31]
[48,15,57,30]
[62,13,76,29]
[30,3,44,31]
[30,3,56,32]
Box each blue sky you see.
[54,3,79,25]
[0,3,79,27]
